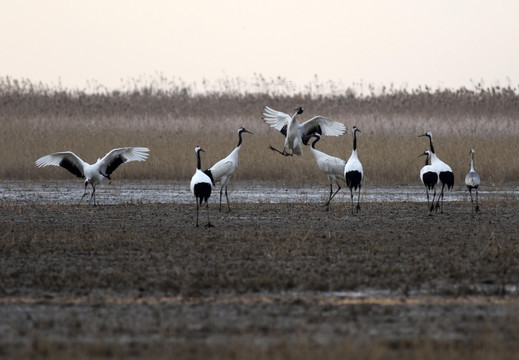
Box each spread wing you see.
[35,151,87,178]
[300,116,347,142]
[262,106,292,136]
[97,147,150,177]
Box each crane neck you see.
[427,135,435,154]
[311,136,320,149]
[470,155,475,172]
[424,154,430,166]
[236,130,243,148]
[196,150,202,170]
[291,112,300,124]
[353,130,358,152]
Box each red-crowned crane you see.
[204,127,252,212]
[419,132,454,213]
[344,126,363,213]
[262,106,347,156]
[309,133,347,211]
[35,147,150,205]
[190,146,213,227]
[465,148,481,215]
[419,150,439,214]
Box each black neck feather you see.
[196,150,202,170]
[428,135,435,154]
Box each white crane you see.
[465,148,480,214]
[190,146,213,227]
[204,127,252,212]
[419,150,439,213]
[344,126,363,213]
[419,132,454,213]
[35,147,150,205]
[262,106,347,156]
[309,133,346,210]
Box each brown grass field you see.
[1,78,519,359]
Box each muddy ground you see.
[1,199,519,359]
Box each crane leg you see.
[219,187,223,211]
[205,201,214,228]
[430,188,436,213]
[195,198,200,227]
[80,183,89,204]
[89,185,96,206]
[356,185,361,212]
[439,183,446,214]
[349,188,354,214]
[225,186,231,212]
[323,182,341,210]
[268,145,291,156]
[475,188,479,213]
[469,189,474,215]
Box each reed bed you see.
[1,77,518,186]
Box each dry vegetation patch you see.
[2,78,519,185]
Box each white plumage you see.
[263,106,347,156]
[190,146,213,227]
[309,133,346,210]
[419,150,439,213]
[35,147,150,205]
[465,148,481,214]
[419,132,454,213]
[205,127,252,211]
[344,126,363,213]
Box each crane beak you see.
[418,133,426,137]
[243,128,253,135]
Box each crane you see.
[35,147,150,205]
[262,106,347,156]
[344,126,363,213]
[204,127,252,211]
[465,148,480,214]
[190,146,213,227]
[419,132,454,213]
[309,133,346,210]
[419,150,439,213]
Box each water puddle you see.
[1,180,518,205]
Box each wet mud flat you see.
[1,200,519,359]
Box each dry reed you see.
[1,77,518,186]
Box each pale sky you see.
[1,0,518,93]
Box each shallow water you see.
[1,179,518,205]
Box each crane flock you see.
[34,105,482,226]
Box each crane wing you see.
[300,116,347,141]
[323,157,347,177]
[208,159,234,182]
[35,151,87,178]
[97,147,150,177]
[262,106,291,136]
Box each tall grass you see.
[1,76,518,185]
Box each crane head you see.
[469,148,475,155]
[239,127,253,135]
[195,146,205,153]
[418,131,432,139]
[294,106,304,115]
[352,125,361,133]
[418,150,431,158]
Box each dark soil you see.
[1,200,518,359]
